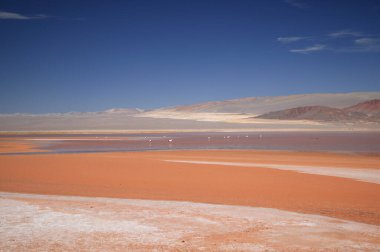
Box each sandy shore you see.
[1,150,379,225]
[1,192,379,251]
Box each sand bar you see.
[1,150,380,225]
[165,160,380,184]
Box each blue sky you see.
[0,0,379,113]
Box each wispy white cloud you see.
[355,37,379,45]
[277,36,307,43]
[290,44,326,54]
[352,38,380,52]
[328,30,363,38]
[284,0,309,9]
[0,10,49,20]
[278,29,380,54]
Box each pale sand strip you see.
[1,192,379,251]
[165,160,380,184]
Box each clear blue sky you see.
[1,0,379,113]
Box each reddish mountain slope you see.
[256,106,368,121]
[344,99,380,118]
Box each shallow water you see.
[2,131,380,154]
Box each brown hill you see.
[344,99,380,118]
[256,106,368,122]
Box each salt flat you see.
[1,192,380,251]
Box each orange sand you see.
[1,150,380,225]
[0,139,45,153]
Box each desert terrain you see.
[1,93,380,250]
[2,0,379,248]
[1,131,380,251]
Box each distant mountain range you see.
[256,99,380,122]
[1,92,380,131]
[163,92,380,115]
[103,108,144,114]
[140,92,380,123]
